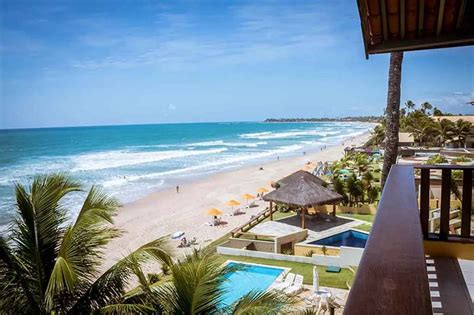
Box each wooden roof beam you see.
[380,0,388,40]
[437,0,446,36]
[418,0,425,37]
[400,0,406,39]
[457,0,467,29]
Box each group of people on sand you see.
[178,236,197,248]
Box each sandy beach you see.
[104,132,371,268]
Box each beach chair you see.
[272,273,295,291]
[284,274,304,296]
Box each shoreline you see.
[103,131,372,269]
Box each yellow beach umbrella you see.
[226,200,241,207]
[207,208,223,216]
[242,194,255,200]
[257,187,268,193]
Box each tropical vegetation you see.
[0,174,298,314]
[367,101,473,148]
[330,153,380,206]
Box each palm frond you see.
[45,185,120,311]
[70,237,172,313]
[230,290,297,315]
[0,236,40,314]
[152,250,230,314]
[99,303,156,314]
[9,174,81,311]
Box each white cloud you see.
[71,3,338,70]
[168,104,177,111]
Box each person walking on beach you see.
[176,185,180,194]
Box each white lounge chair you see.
[284,274,304,296]
[272,273,295,291]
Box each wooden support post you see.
[461,169,472,238]
[332,203,337,217]
[420,168,430,237]
[302,207,306,229]
[270,201,273,221]
[440,169,452,240]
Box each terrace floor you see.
[250,214,361,242]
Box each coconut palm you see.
[0,174,172,314]
[127,249,296,314]
[405,100,415,112]
[353,153,369,176]
[381,52,403,188]
[433,118,455,146]
[405,111,436,146]
[368,124,386,146]
[420,101,433,115]
[453,119,472,147]
[346,174,364,207]
[367,186,380,204]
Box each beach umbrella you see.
[207,208,223,216]
[313,266,319,293]
[226,200,241,207]
[171,231,185,239]
[257,187,269,193]
[242,194,255,200]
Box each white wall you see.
[217,244,365,267]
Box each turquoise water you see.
[0,122,371,226]
[221,262,284,307]
[310,230,369,248]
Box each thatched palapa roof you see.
[263,170,343,207]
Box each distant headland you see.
[264,116,383,123]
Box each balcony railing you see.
[345,164,474,314]
[416,164,473,242]
[344,165,433,314]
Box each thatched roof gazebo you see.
[263,170,343,228]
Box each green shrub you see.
[453,155,471,163]
[426,154,448,165]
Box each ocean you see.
[0,121,372,227]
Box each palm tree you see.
[353,153,369,176]
[453,119,472,148]
[381,52,403,187]
[367,186,380,204]
[127,250,296,314]
[420,101,433,115]
[367,124,386,146]
[405,100,415,112]
[405,111,436,146]
[433,118,455,146]
[0,174,172,314]
[346,174,364,207]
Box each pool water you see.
[309,230,368,248]
[220,262,285,307]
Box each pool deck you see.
[249,217,361,243]
[224,260,350,313]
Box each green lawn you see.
[216,254,354,289]
[353,223,372,232]
[339,213,375,223]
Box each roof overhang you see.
[356,0,474,58]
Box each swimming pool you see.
[309,230,368,248]
[220,262,285,307]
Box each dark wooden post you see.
[332,203,337,217]
[440,169,452,240]
[301,207,306,229]
[269,201,273,221]
[461,169,472,238]
[419,168,430,237]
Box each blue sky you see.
[1,0,473,129]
